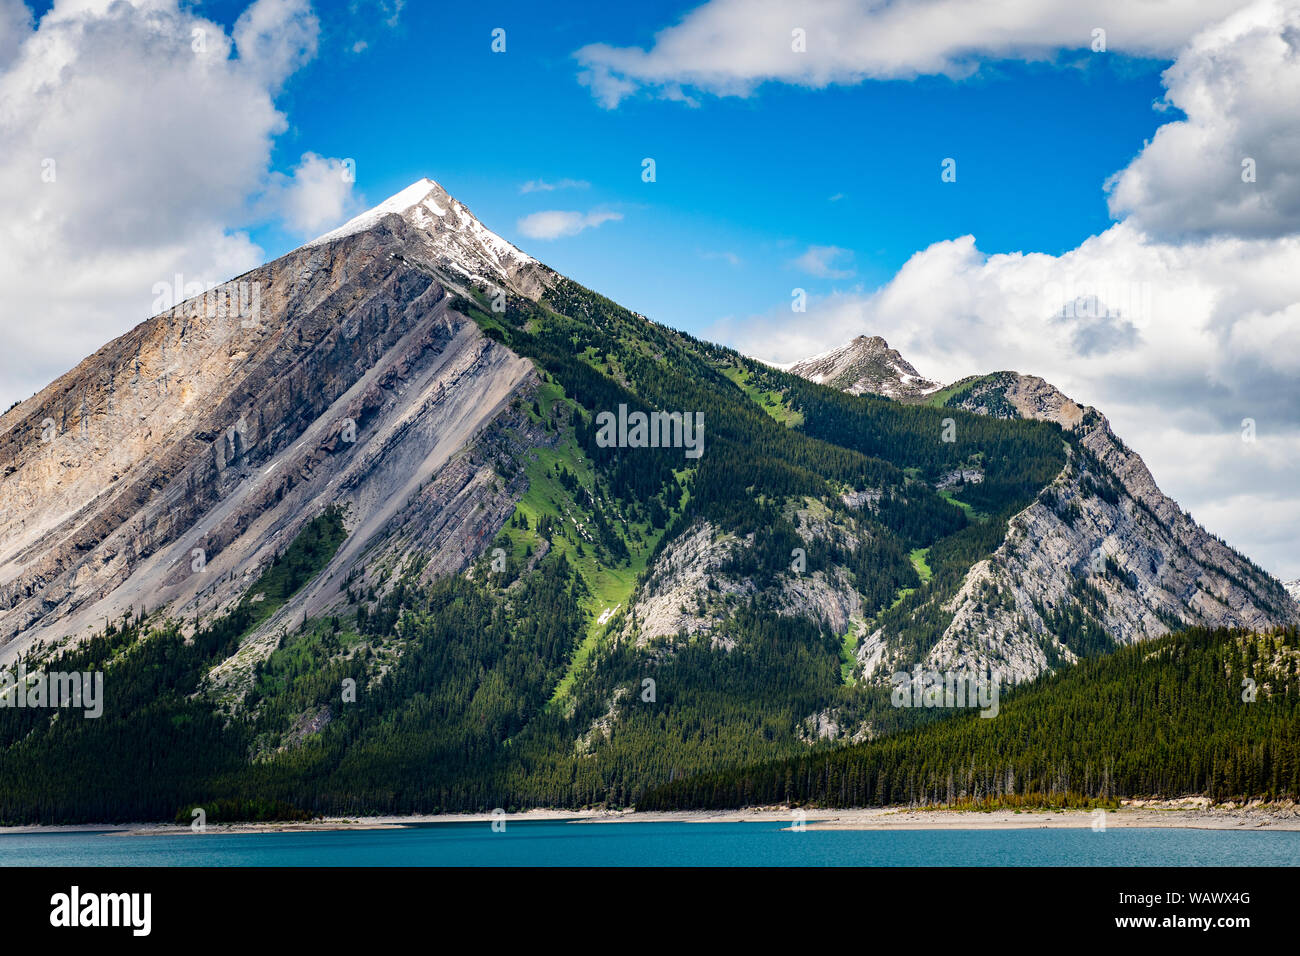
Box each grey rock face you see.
[893,372,1297,684]
[621,500,872,655]
[0,181,554,665]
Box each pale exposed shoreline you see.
[3,798,1299,836]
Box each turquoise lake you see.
[2,821,1298,866]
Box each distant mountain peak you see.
[788,334,942,400]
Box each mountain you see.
[787,342,1299,685]
[1289,580,1300,602]
[0,178,545,663]
[1,180,1297,822]
[788,334,941,400]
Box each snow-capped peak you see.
[305,178,450,248]
[304,177,542,295]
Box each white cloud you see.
[576,0,1243,108]
[0,0,335,410]
[519,178,591,194]
[790,244,855,278]
[1105,0,1300,239]
[340,0,405,57]
[516,209,622,240]
[278,153,359,232]
[0,0,31,70]
[231,0,319,91]
[376,0,405,28]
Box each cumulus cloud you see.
[278,153,359,232]
[576,0,1243,108]
[790,244,855,278]
[516,209,622,240]
[1105,0,1300,240]
[736,225,1300,422]
[0,0,31,70]
[0,0,346,410]
[231,0,319,90]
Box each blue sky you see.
[225,0,1178,339]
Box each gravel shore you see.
[4,798,1298,835]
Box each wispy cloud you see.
[575,0,1241,108]
[790,245,855,279]
[519,178,591,194]
[701,250,743,267]
[516,208,622,240]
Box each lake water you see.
[2,821,1298,866]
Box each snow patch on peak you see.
[299,176,543,296]
[305,179,448,248]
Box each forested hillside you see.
[639,626,1300,810]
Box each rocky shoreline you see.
[3,798,1298,836]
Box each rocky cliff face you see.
[618,500,870,654]
[934,372,1296,673]
[0,180,552,665]
[788,334,941,400]
[786,345,1299,686]
[912,409,1295,683]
